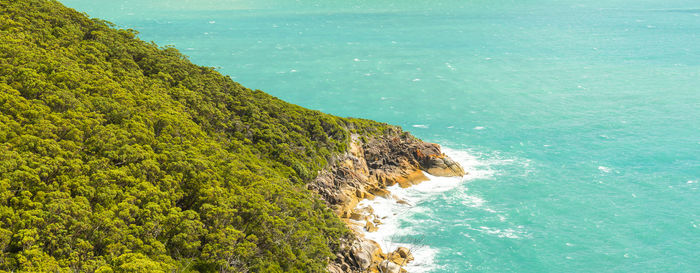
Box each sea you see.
[60,0,700,272]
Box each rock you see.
[388,247,414,266]
[349,211,364,221]
[397,170,430,188]
[327,262,343,273]
[425,156,466,177]
[379,260,402,273]
[338,208,351,218]
[395,199,411,206]
[350,240,383,270]
[307,129,466,273]
[365,220,378,232]
[350,244,371,269]
[369,188,391,198]
[396,247,412,259]
[415,142,466,177]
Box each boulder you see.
[415,143,466,177]
[425,156,466,177]
[395,199,411,206]
[387,247,414,266]
[350,240,383,270]
[365,221,378,232]
[396,247,412,259]
[379,260,402,273]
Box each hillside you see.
[0,0,394,272]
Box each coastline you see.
[350,148,490,273]
[309,129,467,273]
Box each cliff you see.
[309,128,465,272]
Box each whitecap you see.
[354,148,493,272]
[477,226,523,239]
[474,126,485,130]
[598,166,611,173]
[353,147,530,272]
[412,124,429,129]
[460,194,486,208]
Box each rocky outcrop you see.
[310,128,465,272]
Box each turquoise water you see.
[61,0,700,272]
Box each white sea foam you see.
[598,166,611,173]
[354,147,496,272]
[412,124,429,129]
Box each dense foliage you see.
[0,0,389,272]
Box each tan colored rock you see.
[388,247,414,266]
[350,239,385,270]
[326,262,343,273]
[370,188,391,198]
[365,221,378,232]
[396,199,411,206]
[349,211,364,221]
[309,130,467,273]
[379,260,402,273]
[407,169,430,184]
[396,247,412,259]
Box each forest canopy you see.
[0,0,389,272]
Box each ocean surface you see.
[60,0,700,272]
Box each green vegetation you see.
[0,0,390,272]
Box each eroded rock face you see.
[310,128,466,272]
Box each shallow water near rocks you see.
[61,0,700,271]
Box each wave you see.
[353,147,502,272]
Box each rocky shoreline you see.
[308,128,466,273]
